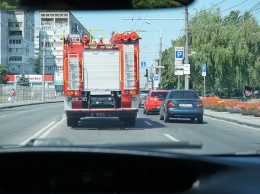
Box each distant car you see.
[143,90,168,115]
[139,95,147,108]
[159,90,204,123]
[139,90,149,108]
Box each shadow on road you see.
[71,117,167,130]
[167,118,208,125]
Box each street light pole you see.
[145,22,163,89]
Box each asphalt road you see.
[1,103,260,154]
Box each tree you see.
[34,57,40,74]
[0,64,10,84]
[133,0,182,9]
[0,0,19,9]
[17,74,30,86]
[161,7,260,97]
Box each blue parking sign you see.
[175,47,184,60]
[141,61,146,67]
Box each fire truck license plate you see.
[94,113,112,117]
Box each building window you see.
[55,18,68,25]
[9,56,22,61]
[46,58,54,64]
[9,40,22,44]
[9,31,22,35]
[8,22,22,27]
[46,66,53,71]
[9,48,22,53]
[41,18,54,25]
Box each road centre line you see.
[19,121,55,146]
[38,117,66,139]
[144,121,153,126]
[164,134,179,142]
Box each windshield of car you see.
[151,92,168,98]
[169,91,199,99]
[0,0,260,156]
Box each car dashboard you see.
[0,147,260,193]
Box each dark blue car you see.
[159,90,204,123]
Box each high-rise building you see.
[0,10,34,75]
[38,11,89,92]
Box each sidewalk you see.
[204,109,260,129]
[0,97,64,109]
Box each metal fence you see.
[0,84,56,103]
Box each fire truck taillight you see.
[129,90,137,95]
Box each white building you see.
[0,10,34,75]
[37,11,89,92]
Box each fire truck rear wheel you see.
[124,117,136,127]
[67,118,79,127]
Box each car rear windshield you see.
[169,91,199,99]
[140,90,149,94]
[151,92,168,98]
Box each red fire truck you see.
[63,29,140,127]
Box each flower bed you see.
[201,96,260,117]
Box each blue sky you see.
[35,0,260,87]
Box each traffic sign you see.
[175,47,184,61]
[141,61,146,67]
[153,74,159,89]
[202,64,206,76]
[184,64,190,75]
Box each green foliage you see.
[0,64,10,84]
[132,0,182,9]
[34,57,40,74]
[17,74,30,86]
[0,0,19,9]
[161,7,260,97]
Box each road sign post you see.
[202,64,206,96]
[174,47,184,78]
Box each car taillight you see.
[167,101,175,108]
[197,102,203,108]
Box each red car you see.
[143,90,168,115]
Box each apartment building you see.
[9,10,34,75]
[0,11,8,67]
[0,10,34,75]
[38,11,89,92]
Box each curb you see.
[204,114,260,129]
[0,100,63,109]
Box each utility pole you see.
[42,34,45,102]
[184,6,189,90]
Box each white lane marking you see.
[38,117,66,139]
[19,121,55,146]
[0,115,7,118]
[164,134,179,142]
[144,121,152,126]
